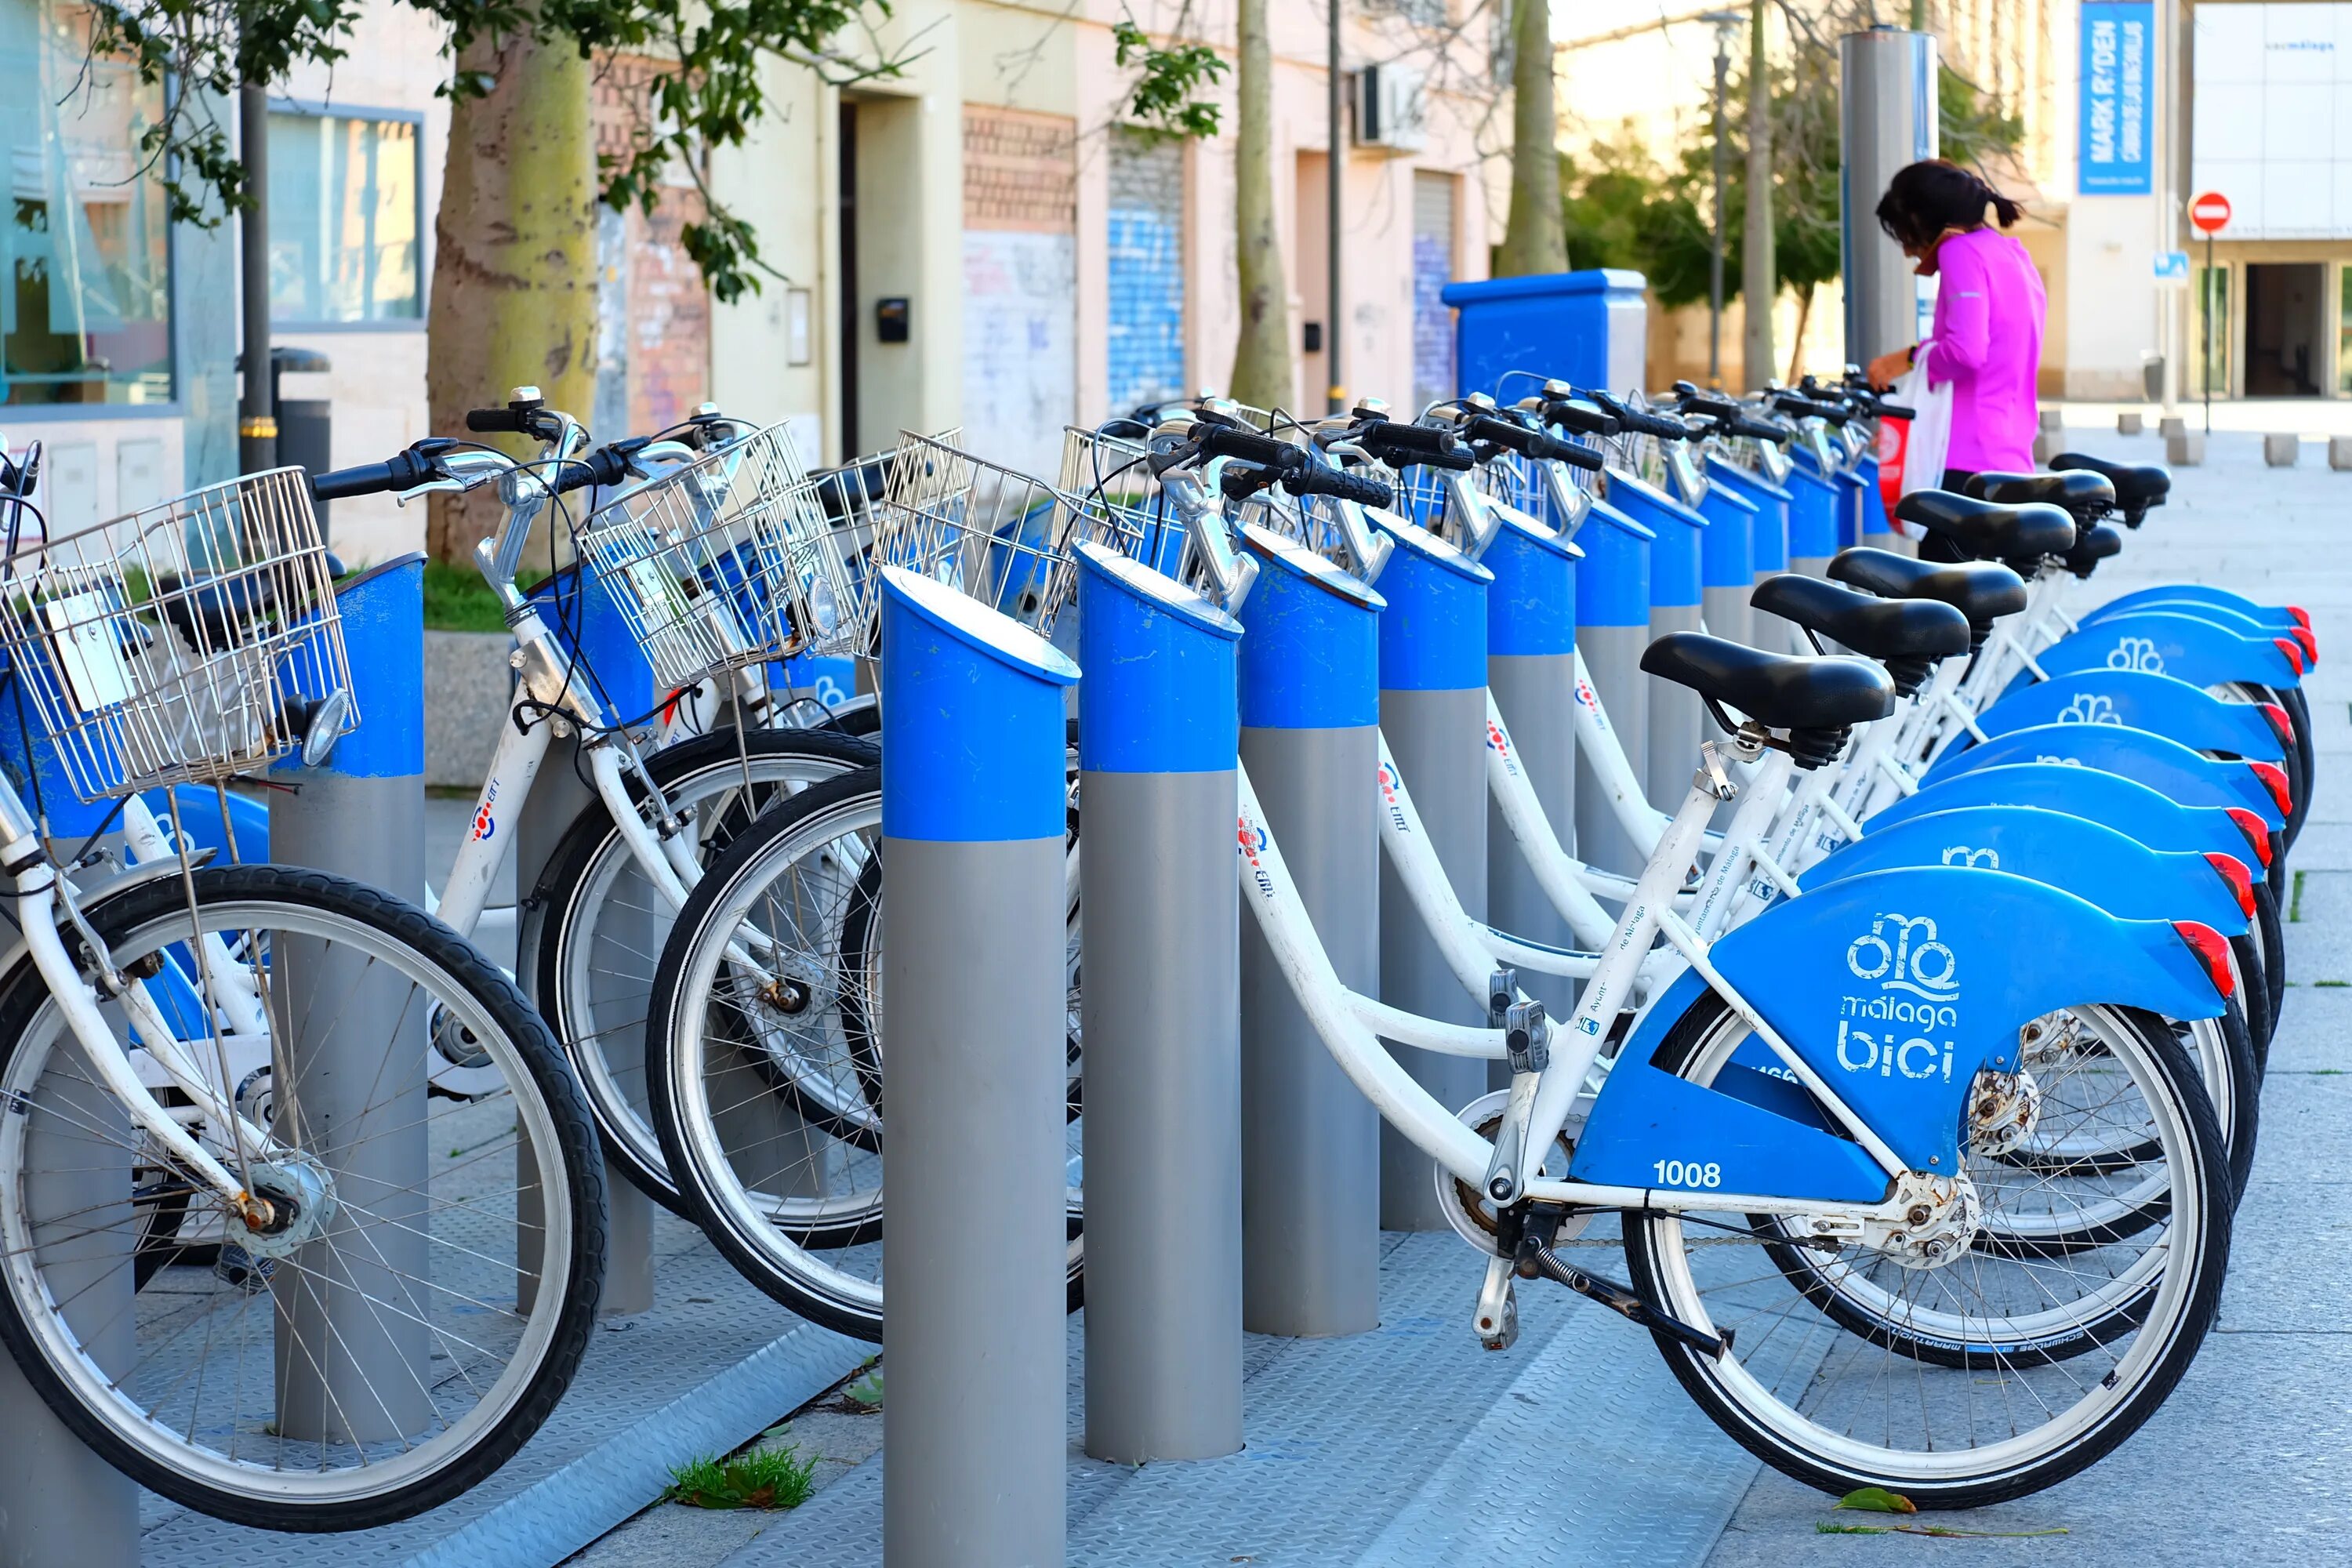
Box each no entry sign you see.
[2190,191,2232,234]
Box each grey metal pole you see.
[1838,27,1939,367]
[1236,526,1384,1335]
[1076,544,1243,1462]
[1743,0,1776,391]
[266,557,430,1443]
[0,1090,136,1566]
[238,82,277,475]
[1328,0,1346,414]
[1372,516,1493,1230]
[880,567,1076,1568]
[1573,499,1654,877]
[1483,508,1580,1039]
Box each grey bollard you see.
[0,1088,137,1566]
[1076,543,1243,1463]
[2169,429,2207,466]
[1606,472,1708,808]
[1482,505,1581,1045]
[2118,411,2144,436]
[266,556,432,1442]
[1572,499,1654,878]
[879,567,1076,1568]
[2331,436,2352,472]
[515,727,655,1316]
[2267,433,2301,466]
[2161,414,2187,440]
[1236,525,1385,1335]
[1371,514,1494,1231]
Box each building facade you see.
[3,0,1504,564]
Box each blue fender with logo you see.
[1570,866,2223,1201]
[1804,805,2249,936]
[1870,762,2273,872]
[2086,585,2303,637]
[2012,612,2302,698]
[1920,722,2286,828]
[1958,669,2286,764]
[119,784,273,866]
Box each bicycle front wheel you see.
[0,866,606,1531]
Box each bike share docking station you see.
[1570,498,1653,878]
[877,567,1077,1567]
[1706,455,1795,652]
[1076,543,1246,1463]
[1602,470,1708,812]
[1369,513,1494,1229]
[1235,526,1386,1335]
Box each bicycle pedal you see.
[1473,1254,1519,1351]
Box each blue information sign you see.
[2079,0,2154,195]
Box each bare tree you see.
[1229,0,1292,408]
[1494,0,1565,275]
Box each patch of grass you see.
[662,1440,817,1510]
[2292,868,2309,924]
[422,558,548,633]
[2318,979,2349,989]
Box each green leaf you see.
[1835,1486,1918,1514]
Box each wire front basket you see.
[870,433,1092,637]
[1058,426,1195,582]
[575,423,854,692]
[0,468,354,803]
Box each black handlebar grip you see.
[1874,401,1918,420]
[1196,425,1304,473]
[1362,421,1457,458]
[309,462,399,501]
[464,407,531,434]
[1728,415,1793,444]
[1283,465,1394,510]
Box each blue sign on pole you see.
[2079,0,2154,195]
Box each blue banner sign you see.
[2080,0,2154,195]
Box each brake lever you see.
[391,477,468,508]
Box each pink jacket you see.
[1928,227,2045,474]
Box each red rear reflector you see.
[2261,700,2295,741]
[2250,759,2293,815]
[2204,851,2257,916]
[2292,624,2319,666]
[2225,807,2275,867]
[2289,604,2312,630]
[2275,637,2307,676]
[2173,920,2236,1000]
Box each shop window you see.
[1,0,175,408]
[267,110,423,325]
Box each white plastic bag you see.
[1875,341,1955,536]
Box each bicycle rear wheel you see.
[0,866,605,1530]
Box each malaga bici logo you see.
[1846,912,1960,1003]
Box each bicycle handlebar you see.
[1196,423,1305,474]
[1352,420,1475,471]
[1462,414,1602,471]
[1283,463,1394,509]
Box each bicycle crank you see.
[1497,1202,1729,1359]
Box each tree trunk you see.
[424,23,598,566]
[1740,0,1775,390]
[1788,283,1813,387]
[1229,0,1292,411]
[1494,0,1566,277]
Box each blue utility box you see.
[1441,270,1649,401]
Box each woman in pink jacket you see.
[1864,160,2045,562]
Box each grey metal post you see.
[267,557,430,1442]
[1840,27,1940,365]
[880,568,1076,1568]
[1076,544,1243,1462]
[1236,526,1384,1335]
[1374,518,1493,1230]
[1573,499,1653,878]
[1484,510,1581,1037]
[0,1087,136,1566]
[514,727,655,1316]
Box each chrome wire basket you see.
[575,422,855,692]
[779,442,913,659]
[1058,426,1194,582]
[0,467,354,803]
[871,432,1092,637]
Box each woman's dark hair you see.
[1875,159,2024,249]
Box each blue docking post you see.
[1235,525,1385,1335]
[1606,474,1709,807]
[1706,456,1794,650]
[267,554,435,1447]
[1482,504,1581,1040]
[1697,478,1759,648]
[1370,514,1494,1229]
[880,567,1078,1568]
[1786,449,1844,577]
[1076,543,1245,1463]
[1573,500,1656,877]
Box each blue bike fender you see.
[1802,805,2249,935]
[2018,612,2300,694]
[1866,763,2270,869]
[1920,723,2285,828]
[125,784,271,866]
[1570,968,1893,1204]
[2086,586,2299,633]
[1963,670,2285,764]
[1578,866,2221,1192]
